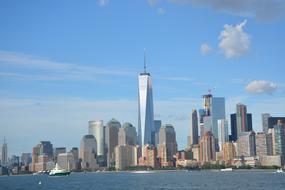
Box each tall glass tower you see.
[138,51,154,146]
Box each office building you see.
[154,120,162,146]
[139,144,157,168]
[1,138,8,166]
[29,141,53,172]
[79,135,98,171]
[115,145,138,170]
[118,122,137,146]
[268,117,285,129]
[272,120,285,164]
[188,109,199,146]
[138,54,155,146]
[237,131,256,157]
[199,94,225,139]
[105,118,120,167]
[222,142,236,165]
[21,153,32,166]
[157,124,178,166]
[256,132,273,157]
[89,120,105,156]
[262,113,271,133]
[57,152,76,171]
[218,119,229,151]
[199,131,216,163]
[231,113,253,141]
[54,147,66,162]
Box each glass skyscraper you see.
[138,59,154,146]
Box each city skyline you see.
[0,0,285,155]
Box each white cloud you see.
[97,0,109,7]
[166,0,285,20]
[157,7,166,15]
[200,43,212,55]
[0,50,134,81]
[219,20,250,58]
[246,80,278,94]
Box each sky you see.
[0,0,285,156]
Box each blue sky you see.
[0,0,285,155]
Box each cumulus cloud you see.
[219,20,250,58]
[166,0,285,20]
[246,80,278,94]
[200,43,212,55]
[97,0,109,7]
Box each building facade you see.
[138,65,155,146]
[79,135,98,171]
[188,109,199,146]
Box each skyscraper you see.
[236,103,248,138]
[89,120,105,156]
[262,113,271,133]
[217,119,229,151]
[199,93,225,139]
[272,120,285,164]
[138,52,154,146]
[118,122,137,146]
[79,135,98,170]
[154,120,162,146]
[256,132,273,157]
[199,131,216,163]
[105,118,120,167]
[237,131,256,157]
[231,112,252,141]
[157,124,177,166]
[1,138,8,166]
[188,109,199,146]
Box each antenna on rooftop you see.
[144,48,147,73]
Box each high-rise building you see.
[236,103,248,139]
[89,120,105,156]
[105,118,120,167]
[115,145,138,170]
[154,120,162,146]
[21,153,32,166]
[199,94,225,139]
[138,53,155,146]
[118,122,137,146]
[237,131,256,157]
[139,144,157,168]
[217,119,229,151]
[231,113,253,141]
[79,135,98,171]
[29,141,54,172]
[199,131,216,163]
[268,117,285,129]
[157,124,177,166]
[57,152,76,171]
[1,138,8,166]
[69,147,79,170]
[188,109,199,146]
[256,132,273,157]
[54,147,66,162]
[262,113,271,133]
[222,142,236,165]
[272,120,285,164]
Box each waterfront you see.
[1,171,285,190]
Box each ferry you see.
[49,163,71,176]
[220,168,233,172]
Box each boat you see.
[276,168,284,173]
[220,168,233,172]
[49,163,71,176]
[131,170,155,174]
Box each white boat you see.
[131,170,155,174]
[49,163,71,176]
[276,168,283,173]
[220,168,233,172]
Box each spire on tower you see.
[144,48,147,73]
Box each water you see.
[0,170,285,190]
